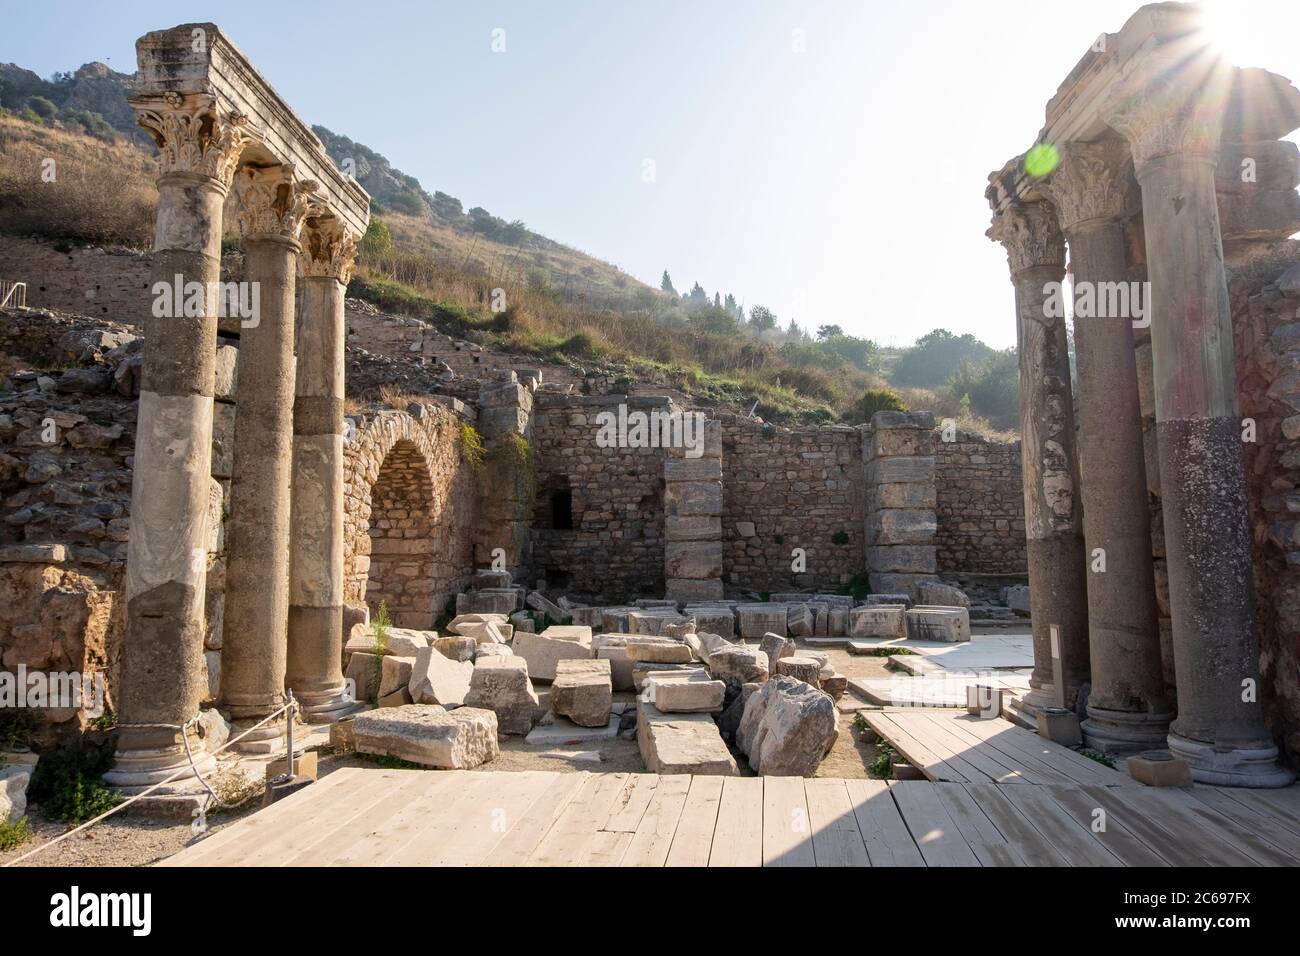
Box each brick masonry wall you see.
[935,431,1026,574]
[720,416,864,593]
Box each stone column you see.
[988,200,1090,712]
[1106,71,1293,785]
[107,94,252,795]
[1043,142,1173,753]
[286,214,361,721]
[218,165,313,752]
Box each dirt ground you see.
[1,639,899,866]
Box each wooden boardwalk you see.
[159,765,1300,867]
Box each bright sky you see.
[4,0,1298,349]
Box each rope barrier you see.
[3,698,297,867]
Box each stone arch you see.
[364,437,438,627]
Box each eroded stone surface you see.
[353,704,499,768]
[736,675,837,776]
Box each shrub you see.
[0,708,39,751]
[28,748,122,823]
[359,217,394,261]
[0,816,33,851]
[457,422,486,470]
[847,387,906,423]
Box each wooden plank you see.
[998,784,1122,866]
[603,774,660,833]
[917,712,1052,785]
[933,781,1025,866]
[956,717,1132,787]
[480,771,589,866]
[804,778,870,867]
[883,711,1001,784]
[292,771,463,866]
[889,780,981,867]
[665,775,724,867]
[940,716,1079,786]
[160,766,362,866]
[962,784,1070,867]
[621,775,692,867]
[1110,787,1279,866]
[1190,787,1300,857]
[329,771,492,866]
[527,772,630,867]
[709,776,764,867]
[388,771,558,866]
[844,778,925,867]
[866,711,976,783]
[1039,784,1169,867]
[762,775,816,867]
[1211,786,1300,841]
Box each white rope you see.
[3,701,294,867]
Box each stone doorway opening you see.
[364,438,437,628]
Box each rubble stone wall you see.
[0,236,152,322]
[934,432,1027,574]
[720,416,864,593]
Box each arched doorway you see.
[364,438,437,628]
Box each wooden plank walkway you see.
[864,708,1140,787]
[159,767,1300,867]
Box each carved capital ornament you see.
[1042,141,1130,233]
[130,92,254,188]
[232,164,317,242]
[1103,70,1228,173]
[988,201,1065,277]
[299,215,360,284]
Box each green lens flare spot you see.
[1024,143,1060,178]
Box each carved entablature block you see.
[130,91,255,188]
[299,215,360,284]
[1103,70,1229,173]
[988,200,1066,277]
[1042,140,1130,234]
[232,164,317,242]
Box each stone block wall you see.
[935,431,1026,573]
[863,411,937,594]
[664,418,723,601]
[720,416,864,593]
[0,236,152,322]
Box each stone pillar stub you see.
[287,215,361,721]
[107,94,254,795]
[664,415,723,602]
[1105,66,1292,785]
[989,199,1090,714]
[1043,140,1172,752]
[862,410,937,597]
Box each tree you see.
[946,349,1020,429]
[892,328,995,388]
[358,217,394,261]
[689,306,738,334]
[660,270,677,295]
[847,388,907,424]
[749,305,777,332]
[816,324,843,341]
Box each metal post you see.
[285,689,296,778]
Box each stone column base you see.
[1081,705,1173,755]
[227,719,288,755]
[297,685,366,723]
[1168,732,1296,788]
[1020,681,1057,716]
[104,741,217,801]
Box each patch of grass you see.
[0,708,39,752]
[1078,747,1116,769]
[869,741,900,779]
[457,422,486,471]
[371,601,392,706]
[0,816,33,851]
[28,748,121,823]
[860,646,916,657]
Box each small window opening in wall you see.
[551,488,574,530]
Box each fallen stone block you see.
[596,644,635,691]
[380,687,413,707]
[787,603,814,638]
[866,592,912,608]
[684,605,736,640]
[475,643,514,659]
[1127,750,1194,787]
[820,674,848,701]
[344,651,381,703]
[525,715,620,746]
[456,588,523,616]
[646,669,726,713]
[827,606,850,636]
[738,604,787,639]
[736,675,838,777]
[551,659,613,728]
[566,606,602,628]
[378,655,416,699]
[509,610,536,633]
[527,589,568,622]
[512,629,593,681]
[328,717,356,751]
[1,765,32,825]
[434,635,477,662]
[915,581,971,608]
[408,646,472,707]
[708,645,770,695]
[624,636,694,664]
[906,607,970,642]
[464,657,539,735]
[774,656,823,687]
[353,705,499,769]
[850,605,906,639]
[345,626,431,661]
[471,569,512,590]
[599,607,636,632]
[663,620,697,640]
[758,632,796,669]
[627,610,691,636]
[684,629,731,663]
[1036,707,1082,747]
[448,612,509,635]
[636,698,737,775]
[453,619,510,644]
[1003,584,1031,616]
[540,624,593,643]
[632,661,705,691]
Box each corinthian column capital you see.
[130,91,255,189]
[1041,140,1130,234]
[232,164,317,243]
[299,215,360,283]
[1103,67,1230,174]
[988,200,1065,277]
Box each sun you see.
[1198,0,1289,69]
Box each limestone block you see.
[1,765,32,824]
[870,410,935,431]
[663,620,697,640]
[684,629,731,663]
[353,705,499,769]
[456,588,523,615]
[434,636,477,662]
[707,645,770,693]
[867,545,937,574]
[636,698,737,775]
[625,637,694,664]
[869,426,935,459]
[735,521,756,538]
[509,610,536,633]
[1126,751,1193,787]
[786,604,813,638]
[646,670,726,713]
[599,607,635,632]
[736,676,838,777]
[758,632,796,669]
[665,541,723,580]
[464,657,539,735]
[866,509,937,545]
[408,646,473,707]
[455,620,509,645]
[475,643,514,659]
[820,674,848,701]
[627,610,690,636]
[380,688,413,707]
[551,659,613,728]
[665,578,725,602]
[774,656,822,687]
[344,651,381,703]
[345,626,431,660]
[828,606,849,636]
[915,581,970,608]
[379,655,416,699]
[527,590,567,622]
[685,605,736,640]
[866,592,911,607]
[470,569,513,589]
[867,481,937,511]
[850,605,906,639]
[1002,585,1031,616]
[905,607,970,643]
[540,625,593,642]
[632,661,705,691]
[204,650,221,704]
[512,629,593,682]
[865,456,935,485]
[665,480,723,516]
[596,644,635,691]
[448,612,508,634]
[738,604,787,639]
